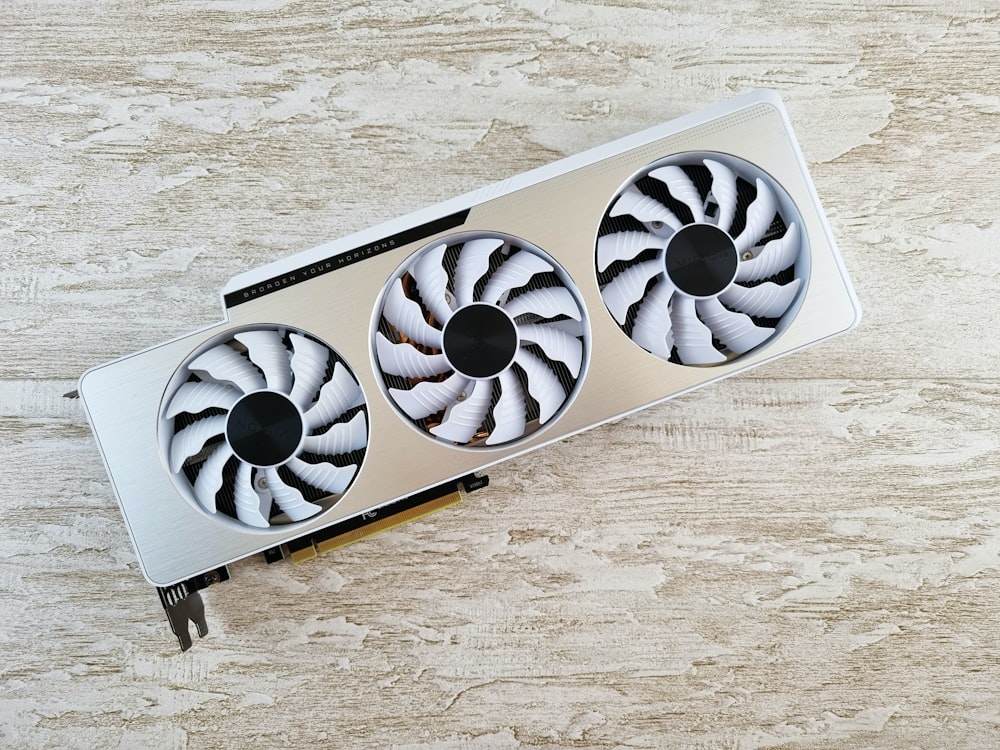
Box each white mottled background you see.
[3,1,1000,748]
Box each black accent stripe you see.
[223,209,471,308]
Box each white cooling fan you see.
[373,233,588,447]
[75,91,861,650]
[161,327,367,529]
[597,153,806,365]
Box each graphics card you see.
[78,90,861,649]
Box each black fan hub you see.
[226,391,303,467]
[443,303,519,379]
[665,223,738,298]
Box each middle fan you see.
[373,233,589,448]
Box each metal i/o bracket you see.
[156,567,230,651]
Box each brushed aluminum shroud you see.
[79,90,861,585]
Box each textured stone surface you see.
[3,2,1000,748]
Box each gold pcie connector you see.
[265,472,488,564]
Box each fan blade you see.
[696,297,774,354]
[518,323,584,378]
[412,242,454,324]
[631,279,676,359]
[189,344,266,394]
[169,414,227,473]
[704,159,738,232]
[454,237,503,306]
[736,223,799,283]
[234,462,270,528]
[515,349,566,423]
[671,295,726,365]
[601,260,661,324]
[304,362,364,430]
[287,457,357,496]
[542,318,585,338]
[288,333,330,408]
[480,251,554,304]
[719,279,802,318]
[263,467,323,522]
[376,333,451,378]
[382,278,444,349]
[234,330,291,393]
[486,369,526,445]
[610,186,683,230]
[389,372,469,420]
[430,378,492,443]
[734,178,777,253]
[649,165,705,223]
[596,231,667,272]
[165,381,240,419]
[192,443,233,513]
[303,411,367,456]
[503,287,582,322]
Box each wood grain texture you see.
[3,1,1000,748]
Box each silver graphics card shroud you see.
[79,90,861,597]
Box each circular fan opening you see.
[158,326,369,532]
[372,231,590,448]
[595,152,810,365]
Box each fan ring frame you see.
[371,230,592,451]
[595,150,812,365]
[157,324,370,534]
